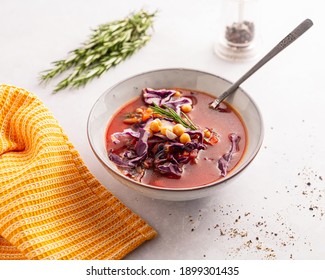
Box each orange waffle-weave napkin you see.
[0,84,157,260]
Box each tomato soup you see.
[106,88,247,189]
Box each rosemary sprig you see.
[150,103,198,130]
[40,10,156,92]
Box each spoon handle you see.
[210,18,313,109]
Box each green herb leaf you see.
[40,10,156,92]
[150,103,198,130]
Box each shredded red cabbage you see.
[142,88,175,105]
[156,162,183,178]
[134,128,149,157]
[109,127,207,179]
[111,128,140,144]
[143,88,192,114]
[108,88,229,182]
[218,133,241,176]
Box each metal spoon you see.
[209,18,313,109]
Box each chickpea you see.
[173,123,186,136]
[150,120,161,133]
[174,91,182,97]
[180,133,191,144]
[146,107,153,114]
[155,118,162,126]
[161,126,173,136]
[135,107,143,114]
[181,104,192,113]
[204,129,211,138]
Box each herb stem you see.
[40,10,156,92]
[150,103,198,130]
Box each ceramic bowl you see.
[87,68,264,201]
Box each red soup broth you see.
[106,89,247,189]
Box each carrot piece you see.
[142,113,152,122]
[209,135,219,145]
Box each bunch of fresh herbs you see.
[40,10,156,92]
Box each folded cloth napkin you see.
[0,84,157,260]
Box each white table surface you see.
[1,0,325,260]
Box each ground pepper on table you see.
[186,166,324,259]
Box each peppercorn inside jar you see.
[215,0,260,61]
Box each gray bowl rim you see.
[87,67,264,193]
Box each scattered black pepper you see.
[185,169,323,259]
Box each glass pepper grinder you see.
[215,0,260,61]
